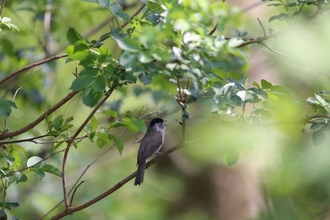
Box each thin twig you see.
[0,0,6,17]
[257,18,266,37]
[61,84,116,209]
[69,180,85,206]
[260,42,290,57]
[121,4,145,29]
[208,22,218,36]
[0,54,68,86]
[0,135,87,145]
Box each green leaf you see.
[41,164,62,177]
[116,12,130,22]
[0,103,12,117]
[96,137,107,149]
[252,81,260,88]
[31,168,45,180]
[64,116,74,125]
[120,51,138,67]
[315,94,328,106]
[91,116,98,131]
[47,130,59,137]
[70,75,95,91]
[182,110,191,121]
[212,68,226,79]
[95,132,112,149]
[0,100,17,108]
[312,129,326,146]
[12,150,21,169]
[108,121,126,129]
[66,27,83,45]
[53,115,64,131]
[109,134,123,155]
[12,145,26,155]
[60,124,74,132]
[267,92,279,101]
[17,173,27,183]
[4,155,14,166]
[139,73,153,85]
[66,41,90,60]
[98,109,118,117]
[82,88,103,107]
[261,79,273,89]
[83,0,98,2]
[0,202,19,210]
[108,2,122,14]
[122,118,140,132]
[92,75,106,91]
[98,0,110,7]
[130,118,147,132]
[114,38,141,52]
[27,156,43,167]
[138,51,153,63]
[223,147,239,166]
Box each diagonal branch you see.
[61,84,117,209]
[0,90,80,140]
[51,143,183,220]
[0,54,68,86]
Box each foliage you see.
[0,0,329,219]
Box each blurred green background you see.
[1,0,330,219]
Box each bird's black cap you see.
[149,118,164,127]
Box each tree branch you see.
[0,90,80,140]
[0,0,6,17]
[51,143,183,219]
[0,54,68,86]
[61,84,117,209]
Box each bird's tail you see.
[134,162,146,186]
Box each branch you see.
[0,54,68,86]
[0,0,6,17]
[307,2,330,21]
[121,3,145,29]
[51,143,183,220]
[61,84,117,209]
[0,90,80,140]
[69,180,85,206]
[208,22,218,36]
[0,135,87,145]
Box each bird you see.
[134,118,166,186]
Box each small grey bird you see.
[134,118,166,186]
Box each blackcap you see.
[134,118,166,186]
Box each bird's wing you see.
[137,130,163,163]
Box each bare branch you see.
[0,0,6,17]
[70,181,85,206]
[260,42,290,57]
[0,54,68,87]
[208,22,218,36]
[257,18,266,37]
[61,84,117,209]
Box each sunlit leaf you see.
[223,147,239,166]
